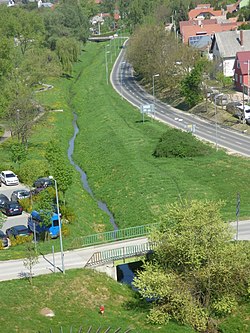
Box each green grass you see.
[0,268,196,333]
[69,42,250,228]
[0,266,249,333]
[1,40,250,259]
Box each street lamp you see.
[214,93,223,151]
[49,176,65,274]
[153,74,160,119]
[105,50,110,84]
[152,74,160,103]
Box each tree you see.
[181,59,207,108]
[23,243,39,284]
[10,142,27,165]
[133,200,250,332]
[45,140,73,198]
[56,37,80,75]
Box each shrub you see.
[18,159,49,184]
[19,198,33,213]
[61,224,70,237]
[9,235,33,247]
[153,129,212,158]
[60,205,76,224]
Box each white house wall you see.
[223,58,235,77]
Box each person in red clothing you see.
[99,304,105,315]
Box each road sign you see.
[140,104,155,114]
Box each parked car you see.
[33,177,53,188]
[0,230,8,248]
[1,201,23,216]
[0,194,9,208]
[28,210,60,239]
[5,225,31,238]
[226,102,243,119]
[0,170,19,186]
[11,189,30,202]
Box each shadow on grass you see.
[135,120,150,124]
[124,292,151,313]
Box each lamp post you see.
[49,176,65,274]
[105,50,110,84]
[153,74,160,119]
[214,93,223,151]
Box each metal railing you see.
[70,223,159,249]
[85,242,156,267]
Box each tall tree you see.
[133,200,250,332]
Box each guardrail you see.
[70,223,159,249]
[85,242,156,267]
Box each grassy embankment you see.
[0,42,250,333]
[0,268,196,333]
[1,41,250,259]
[69,42,250,226]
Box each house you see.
[210,30,250,77]
[188,4,227,21]
[180,19,242,44]
[233,51,250,94]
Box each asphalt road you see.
[0,183,30,232]
[111,44,250,157]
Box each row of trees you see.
[0,0,98,145]
[126,23,201,105]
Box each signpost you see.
[236,193,240,241]
[140,104,155,123]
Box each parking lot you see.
[0,183,30,233]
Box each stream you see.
[67,113,119,231]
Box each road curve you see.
[111,44,250,157]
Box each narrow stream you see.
[67,113,119,231]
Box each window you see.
[235,73,238,82]
[240,75,242,84]
[237,60,240,69]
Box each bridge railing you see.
[85,242,156,267]
[70,223,159,249]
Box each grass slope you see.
[70,41,250,227]
[0,269,196,333]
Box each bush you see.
[61,224,70,237]
[9,235,33,247]
[60,205,76,224]
[18,159,49,184]
[153,129,212,158]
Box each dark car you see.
[11,189,30,202]
[0,194,9,208]
[1,201,23,216]
[6,225,31,238]
[33,177,53,189]
[226,101,243,119]
[0,230,8,248]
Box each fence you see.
[70,223,159,249]
[85,242,155,267]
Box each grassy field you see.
[0,268,197,333]
[69,41,250,227]
[0,267,249,333]
[1,41,250,259]
[1,41,250,332]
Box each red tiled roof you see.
[181,21,242,44]
[180,19,217,36]
[188,8,224,20]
